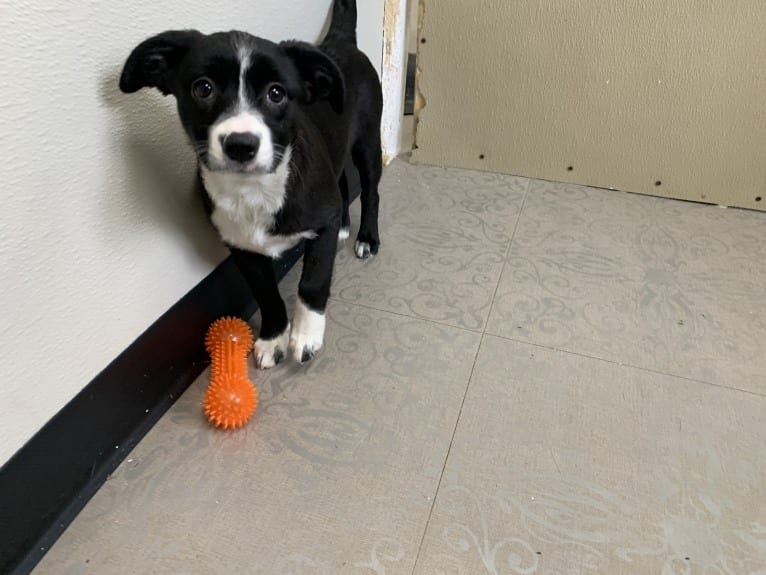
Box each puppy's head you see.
[120,31,344,174]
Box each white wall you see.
[0,0,383,466]
[358,1,386,80]
[381,0,409,162]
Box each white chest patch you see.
[202,147,315,258]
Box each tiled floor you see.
[34,160,766,574]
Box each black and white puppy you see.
[120,0,383,367]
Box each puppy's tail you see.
[327,0,357,44]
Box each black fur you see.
[120,0,383,365]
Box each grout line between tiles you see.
[328,296,484,336]
[483,331,766,399]
[410,180,532,574]
[484,181,531,332]
[410,332,486,575]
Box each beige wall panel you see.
[413,1,766,211]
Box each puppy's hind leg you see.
[338,170,351,243]
[351,133,382,260]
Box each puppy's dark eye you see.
[267,84,286,104]
[192,78,215,101]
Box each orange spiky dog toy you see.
[203,317,258,429]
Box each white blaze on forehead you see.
[237,46,250,104]
[208,44,275,171]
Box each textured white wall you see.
[0,0,383,466]
[381,0,408,163]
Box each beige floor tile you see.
[413,335,766,575]
[33,302,480,575]
[333,159,529,331]
[487,179,766,394]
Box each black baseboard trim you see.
[0,164,360,575]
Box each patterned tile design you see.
[487,178,766,393]
[413,336,766,575]
[33,160,766,574]
[333,160,529,331]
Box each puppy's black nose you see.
[223,132,260,163]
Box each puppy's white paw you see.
[355,241,372,260]
[289,299,326,364]
[253,325,290,369]
[338,227,350,242]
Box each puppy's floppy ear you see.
[280,41,345,114]
[119,30,203,95]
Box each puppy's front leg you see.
[229,248,290,369]
[290,224,340,363]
